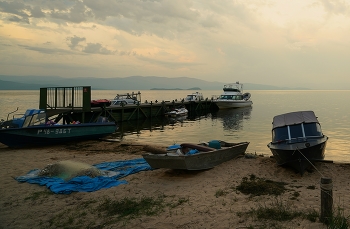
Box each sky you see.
[1,0,350,89]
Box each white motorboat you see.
[165,107,188,117]
[111,91,141,106]
[184,92,204,102]
[214,82,252,109]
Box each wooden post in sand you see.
[320,177,333,223]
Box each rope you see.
[295,147,324,177]
[320,182,333,191]
[295,148,334,201]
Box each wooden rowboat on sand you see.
[142,141,249,170]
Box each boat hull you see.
[165,108,188,117]
[215,100,252,109]
[169,112,187,117]
[0,122,117,148]
[143,142,249,170]
[91,99,111,107]
[267,136,328,175]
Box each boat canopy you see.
[223,83,242,92]
[272,111,319,129]
[185,92,201,100]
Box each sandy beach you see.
[1,140,350,229]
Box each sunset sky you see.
[1,0,350,89]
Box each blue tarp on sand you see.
[15,158,152,194]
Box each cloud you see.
[0,1,30,18]
[319,0,350,15]
[30,5,45,18]
[0,0,257,39]
[0,1,45,24]
[67,35,86,50]
[8,15,29,24]
[82,43,114,55]
[1,0,350,89]
[50,1,93,23]
[18,44,74,55]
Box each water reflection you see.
[112,107,253,142]
[113,116,166,138]
[112,115,188,140]
[211,107,252,131]
[167,115,187,125]
[187,109,213,121]
[112,110,213,140]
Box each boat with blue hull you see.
[0,109,117,148]
[267,111,328,175]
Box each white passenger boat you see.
[184,92,204,102]
[214,82,252,109]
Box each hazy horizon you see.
[1,1,350,89]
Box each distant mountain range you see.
[0,75,310,90]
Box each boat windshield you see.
[219,95,243,100]
[272,123,323,142]
[22,113,47,127]
[304,123,323,137]
[272,126,289,142]
[185,95,195,100]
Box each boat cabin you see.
[271,111,324,143]
[184,92,204,101]
[272,122,323,143]
[223,82,243,92]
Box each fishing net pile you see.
[38,160,103,181]
[16,158,152,194]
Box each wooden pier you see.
[39,86,218,123]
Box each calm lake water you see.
[1,90,349,163]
